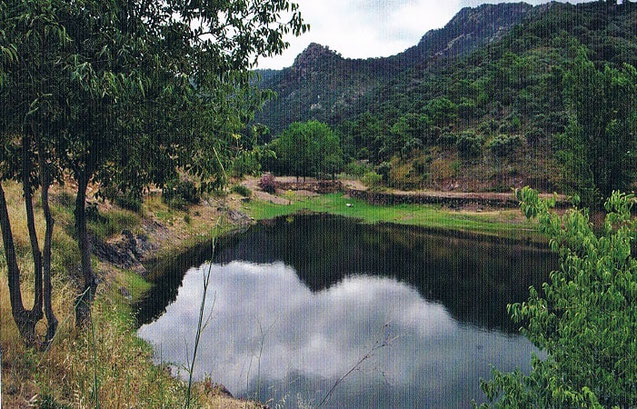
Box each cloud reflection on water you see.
[138,260,537,408]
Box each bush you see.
[230,184,252,197]
[361,171,383,188]
[377,161,392,182]
[456,132,483,159]
[438,132,458,146]
[259,173,276,193]
[114,194,142,213]
[429,159,455,186]
[487,134,524,157]
[525,128,546,146]
[162,178,200,209]
[343,161,372,177]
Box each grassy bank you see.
[242,192,543,242]
[0,182,256,408]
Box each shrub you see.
[388,161,423,190]
[162,178,200,209]
[361,171,383,188]
[478,119,498,135]
[114,194,142,213]
[343,161,372,177]
[259,173,276,193]
[438,133,458,146]
[456,132,483,159]
[377,161,392,182]
[230,184,252,197]
[429,159,455,186]
[525,128,546,146]
[487,134,524,157]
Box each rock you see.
[119,286,132,301]
[90,230,152,274]
[226,209,251,225]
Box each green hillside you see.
[255,1,637,193]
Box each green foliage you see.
[162,179,201,210]
[424,97,458,126]
[88,210,140,241]
[456,132,483,159]
[361,171,383,189]
[557,49,637,205]
[343,161,373,177]
[256,1,637,190]
[486,134,524,157]
[231,184,252,198]
[479,187,637,408]
[270,120,343,178]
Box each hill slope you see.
[256,1,637,192]
[255,2,534,135]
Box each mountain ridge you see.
[255,2,536,134]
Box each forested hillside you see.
[255,1,637,193]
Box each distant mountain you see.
[254,1,637,192]
[254,2,534,135]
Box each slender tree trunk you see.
[37,137,57,347]
[0,182,38,344]
[74,171,96,327]
[22,134,43,321]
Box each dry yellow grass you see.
[1,182,260,408]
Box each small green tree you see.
[558,49,637,206]
[478,187,637,408]
[273,120,343,180]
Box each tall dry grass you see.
[1,182,256,408]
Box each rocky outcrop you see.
[91,229,156,275]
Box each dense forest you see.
[255,1,637,201]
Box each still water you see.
[136,214,557,408]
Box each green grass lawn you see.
[242,193,543,242]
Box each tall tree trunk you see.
[0,182,38,344]
[74,171,96,327]
[37,137,57,347]
[22,134,43,321]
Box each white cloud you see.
[256,0,593,70]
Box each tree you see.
[272,120,343,180]
[558,49,637,206]
[478,187,637,408]
[1,0,307,332]
[0,0,69,346]
[58,0,307,326]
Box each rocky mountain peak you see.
[293,43,341,68]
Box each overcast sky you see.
[257,0,592,69]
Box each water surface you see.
[136,214,556,408]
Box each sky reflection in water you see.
[137,215,555,408]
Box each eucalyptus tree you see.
[0,0,68,346]
[56,0,308,325]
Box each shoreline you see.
[1,181,545,408]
